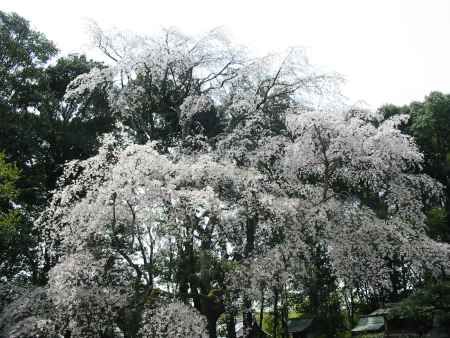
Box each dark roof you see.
[352,315,385,333]
[287,318,314,333]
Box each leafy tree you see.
[0,152,35,284]
[0,9,57,208]
[389,281,450,333]
[378,92,450,242]
[0,10,57,114]
[0,11,115,286]
[0,151,21,257]
[38,54,114,192]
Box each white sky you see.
[3,0,450,108]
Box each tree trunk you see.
[117,284,152,338]
[207,316,218,338]
[243,199,257,337]
[243,295,253,338]
[273,288,279,338]
[281,287,289,338]
[259,289,265,338]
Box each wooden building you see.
[352,308,434,337]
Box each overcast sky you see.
[3,0,450,108]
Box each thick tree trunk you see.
[272,288,279,338]
[207,316,218,338]
[201,295,224,338]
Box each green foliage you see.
[255,312,283,338]
[0,209,21,246]
[390,281,450,320]
[427,208,449,242]
[336,331,352,338]
[0,152,19,200]
[410,92,450,173]
[0,10,57,113]
[379,91,450,243]
[0,152,24,277]
[292,244,346,337]
[41,54,111,122]
[37,54,114,192]
[378,103,410,121]
[0,11,114,285]
[0,152,21,247]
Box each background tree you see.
[379,92,450,243]
[0,152,23,280]
[0,11,116,286]
[0,10,57,114]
